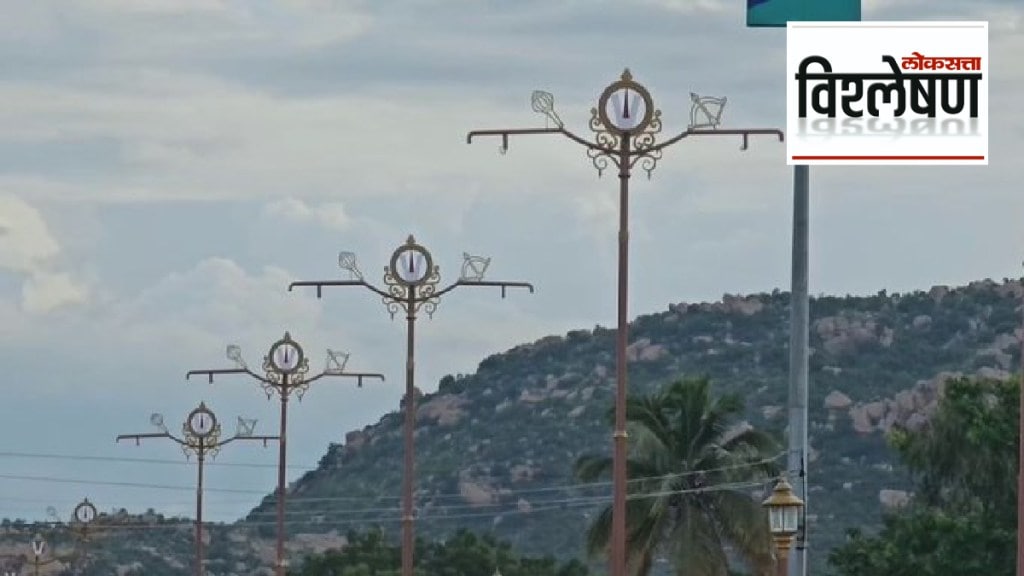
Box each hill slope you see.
[240,278,1024,574]
[8,279,1023,575]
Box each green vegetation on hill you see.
[291,528,589,576]
[828,376,1018,576]
[5,279,1023,575]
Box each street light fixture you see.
[29,533,61,576]
[26,497,99,576]
[288,235,534,576]
[466,68,783,576]
[186,332,385,576]
[762,476,805,576]
[117,402,276,576]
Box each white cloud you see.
[104,257,321,346]
[21,271,89,314]
[262,198,351,231]
[0,195,89,313]
[0,194,60,271]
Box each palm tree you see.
[575,377,780,576]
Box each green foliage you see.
[828,509,1014,576]
[11,280,1024,575]
[575,377,780,576]
[291,528,589,576]
[890,376,1018,521]
[828,377,1020,576]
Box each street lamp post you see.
[288,235,534,576]
[466,69,784,576]
[186,332,385,576]
[117,402,276,576]
[29,533,60,576]
[762,476,805,576]
[26,498,98,576]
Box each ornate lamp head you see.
[73,498,97,525]
[596,69,657,135]
[762,476,804,539]
[586,68,665,178]
[389,236,435,288]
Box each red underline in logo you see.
[791,155,986,160]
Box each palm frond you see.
[707,489,775,575]
[575,455,613,482]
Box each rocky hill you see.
[6,278,1024,575]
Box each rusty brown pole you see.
[611,136,631,576]
[777,545,790,576]
[186,336,381,576]
[466,71,783,576]
[196,439,205,576]
[276,375,290,576]
[286,238,532,576]
[402,291,417,576]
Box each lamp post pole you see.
[288,235,534,576]
[117,402,276,576]
[466,69,783,576]
[186,333,384,576]
[763,476,805,576]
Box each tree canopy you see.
[828,376,1019,576]
[291,528,590,576]
[575,377,781,576]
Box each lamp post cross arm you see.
[218,433,279,449]
[431,280,535,300]
[646,127,786,154]
[288,279,390,300]
[304,371,386,387]
[466,127,616,155]
[115,432,179,446]
[186,367,272,386]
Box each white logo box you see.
[786,21,988,166]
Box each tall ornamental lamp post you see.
[186,333,385,576]
[466,69,784,576]
[25,498,99,576]
[117,402,277,576]
[762,476,805,576]
[288,235,534,576]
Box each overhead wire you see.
[0,452,784,505]
[32,478,773,532]
[0,454,785,532]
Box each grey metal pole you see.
[787,164,810,576]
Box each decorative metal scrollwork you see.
[585,69,665,178]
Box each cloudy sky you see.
[0,0,1020,527]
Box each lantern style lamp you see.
[762,476,804,576]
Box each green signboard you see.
[746,0,861,27]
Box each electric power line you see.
[29,479,771,532]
